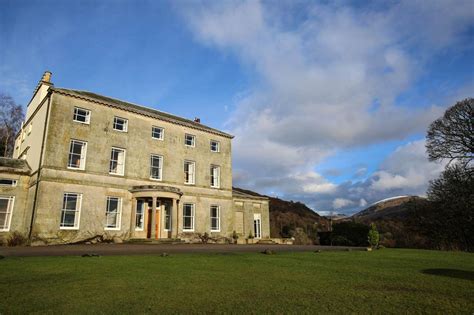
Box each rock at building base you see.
[81,253,100,257]
[262,249,275,255]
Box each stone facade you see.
[0,72,270,245]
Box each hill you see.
[233,187,330,239]
[352,196,428,222]
[349,195,431,248]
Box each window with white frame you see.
[0,196,15,231]
[183,203,194,231]
[27,123,33,134]
[253,213,262,239]
[210,165,220,188]
[185,134,195,147]
[0,179,17,187]
[67,140,87,170]
[210,205,220,232]
[113,116,128,132]
[184,160,195,184]
[105,197,122,230]
[164,204,171,230]
[152,126,164,140]
[150,154,163,180]
[135,200,145,230]
[109,147,126,175]
[73,107,91,124]
[60,193,82,229]
[210,140,220,152]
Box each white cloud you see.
[333,198,354,210]
[180,1,472,214]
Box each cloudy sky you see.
[1,0,473,215]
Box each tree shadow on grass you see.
[422,269,474,281]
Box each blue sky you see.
[1,0,473,215]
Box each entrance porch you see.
[130,185,182,240]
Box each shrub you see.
[232,231,239,243]
[248,232,254,239]
[368,223,380,249]
[7,232,27,247]
[198,232,210,244]
[331,235,353,246]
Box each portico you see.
[130,185,182,240]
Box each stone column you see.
[171,198,178,238]
[151,197,156,239]
[130,197,137,238]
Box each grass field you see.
[0,249,473,314]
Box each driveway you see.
[0,243,365,257]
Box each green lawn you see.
[0,249,473,314]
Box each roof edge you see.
[51,87,234,139]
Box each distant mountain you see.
[233,187,330,238]
[352,195,428,222]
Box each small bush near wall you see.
[7,232,28,247]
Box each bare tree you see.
[0,93,24,157]
[426,98,473,167]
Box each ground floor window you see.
[253,213,261,239]
[105,197,122,230]
[183,203,194,231]
[136,200,145,231]
[0,196,14,231]
[60,193,82,229]
[210,205,220,232]
[164,204,171,230]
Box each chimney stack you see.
[41,71,52,83]
[194,117,201,123]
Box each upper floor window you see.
[210,205,220,232]
[68,140,87,170]
[210,140,220,152]
[184,160,195,185]
[150,154,163,180]
[0,179,17,187]
[185,134,195,147]
[113,116,128,132]
[60,193,82,229]
[183,203,195,231]
[0,196,15,232]
[152,126,164,140]
[210,165,220,188]
[105,197,122,230]
[73,107,91,124]
[109,147,126,176]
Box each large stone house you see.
[0,72,270,245]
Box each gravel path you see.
[0,243,365,257]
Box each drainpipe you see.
[28,91,52,240]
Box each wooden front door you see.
[146,200,161,239]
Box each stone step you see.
[127,238,185,244]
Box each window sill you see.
[184,182,195,185]
[184,145,195,148]
[210,186,220,189]
[135,228,144,232]
[210,230,220,233]
[59,227,79,230]
[0,229,10,232]
[109,172,124,176]
[73,120,90,125]
[113,129,128,133]
[150,177,162,181]
[152,137,164,141]
[183,229,194,232]
[105,227,121,231]
[67,167,85,171]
